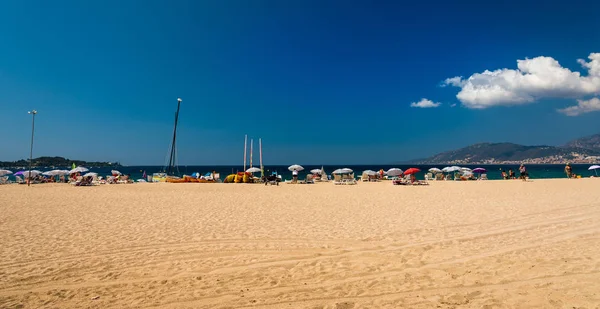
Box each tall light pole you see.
[28,110,37,186]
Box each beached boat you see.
[156,98,216,183]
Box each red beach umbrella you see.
[403,168,421,175]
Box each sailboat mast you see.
[167,98,182,175]
[243,135,247,172]
[259,138,263,169]
[259,138,263,177]
[250,138,253,168]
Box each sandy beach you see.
[1,179,599,308]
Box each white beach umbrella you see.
[22,170,42,178]
[341,168,353,173]
[386,168,403,176]
[332,168,351,174]
[310,168,322,174]
[55,170,70,176]
[442,166,461,173]
[363,170,377,176]
[69,166,89,174]
[589,165,600,176]
[460,167,472,172]
[246,167,261,173]
[0,169,13,176]
[83,172,98,177]
[42,171,56,176]
[288,164,304,171]
[111,170,122,175]
[428,168,442,174]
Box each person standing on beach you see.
[292,169,298,183]
[519,164,527,181]
[565,163,572,178]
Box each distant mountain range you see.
[411,134,600,164]
[0,156,121,168]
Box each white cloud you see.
[443,76,465,87]
[410,98,441,108]
[450,103,457,107]
[443,53,600,109]
[557,97,600,116]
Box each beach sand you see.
[1,179,599,308]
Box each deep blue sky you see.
[1,0,599,165]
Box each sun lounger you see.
[333,174,344,185]
[15,176,25,184]
[306,174,314,184]
[361,173,369,182]
[70,176,83,185]
[425,173,434,181]
[342,174,357,185]
[480,173,488,180]
[0,176,8,185]
[392,178,409,185]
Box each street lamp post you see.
[28,110,37,186]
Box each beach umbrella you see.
[428,168,442,174]
[403,168,421,175]
[69,166,89,174]
[22,170,42,178]
[387,168,403,176]
[0,169,13,176]
[310,168,322,174]
[363,170,377,176]
[54,170,70,176]
[288,164,304,171]
[472,167,487,173]
[442,166,461,173]
[333,168,352,174]
[42,171,56,176]
[460,167,472,172]
[83,172,98,177]
[111,170,122,176]
[246,167,261,173]
[589,165,600,176]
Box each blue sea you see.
[4,164,596,181]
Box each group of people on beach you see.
[500,164,528,180]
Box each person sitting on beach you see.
[410,174,417,183]
[565,163,572,179]
[501,170,507,179]
[508,169,515,179]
